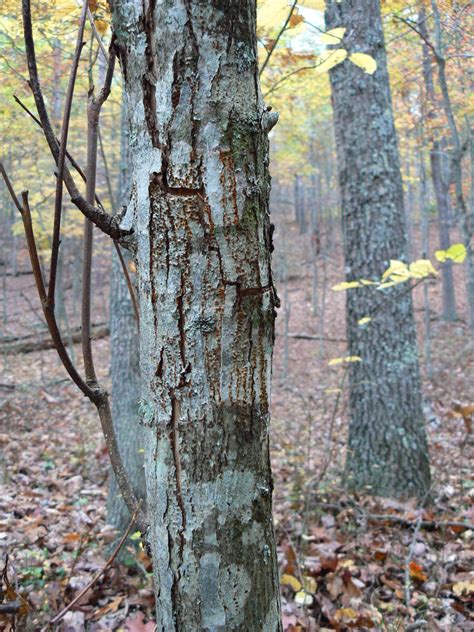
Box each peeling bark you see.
[326,0,431,498]
[110,1,281,629]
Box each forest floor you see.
[0,221,473,631]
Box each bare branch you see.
[259,0,298,77]
[48,0,88,308]
[81,44,116,385]
[0,163,22,213]
[21,0,131,243]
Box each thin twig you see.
[50,503,141,625]
[21,0,128,242]
[114,242,139,323]
[13,95,108,214]
[48,0,88,309]
[260,0,298,77]
[81,44,116,384]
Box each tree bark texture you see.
[326,0,431,498]
[111,1,281,630]
[107,96,146,533]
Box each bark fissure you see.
[111,0,282,629]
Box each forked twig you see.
[21,0,130,242]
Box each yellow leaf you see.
[435,243,467,263]
[257,0,290,35]
[130,531,142,541]
[299,0,326,9]
[409,259,438,278]
[378,280,405,290]
[360,279,377,286]
[453,581,474,597]
[334,607,359,622]
[358,317,372,326]
[295,590,313,605]
[331,281,361,291]
[320,27,346,44]
[381,259,410,282]
[303,576,317,593]
[315,48,348,73]
[280,574,302,592]
[349,52,377,74]
[328,356,362,366]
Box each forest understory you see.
[0,218,472,632]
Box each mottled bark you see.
[326,0,431,498]
[107,96,146,533]
[111,1,281,630]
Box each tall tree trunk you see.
[111,1,282,629]
[107,95,146,532]
[430,139,457,321]
[418,9,457,322]
[325,0,431,498]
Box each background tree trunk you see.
[111,1,282,629]
[418,9,457,322]
[325,0,431,498]
[107,95,146,532]
[430,138,457,321]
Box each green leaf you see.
[349,52,377,74]
[130,531,142,541]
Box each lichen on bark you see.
[110,1,282,629]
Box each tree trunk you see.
[107,94,146,533]
[418,9,457,322]
[325,0,431,498]
[111,1,282,629]
[430,139,457,321]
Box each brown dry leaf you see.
[289,13,304,27]
[63,532,81,543]
[93,594,124,619]
[409,561,428,582]
[333,607,359,624]
[124,612,156,632]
